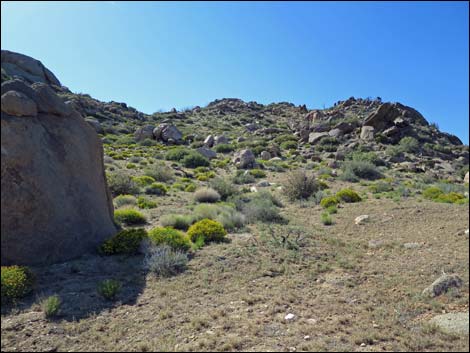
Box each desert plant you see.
[107,172,139,196]
[321,212,333,225]
[1,266,34,304]
[166,147,190,161]
[237,192,285,223]
[192,204,245,231]
[320,196,339,209]
[143,244,188,277]
[131,175,156,187]
[145,182,168,196]
[249,169,267,178]
[210,177,238,200]
[160,214,194,230]
[399,136,420,153]
[41,295,61,319]
[113,194,138,208]
[99,228,148,255]
[185,184,197,192]
[194,188,221,203]
[214,144,235,153]
[233,171,256,185]
[182,152,210,168]
[97,279,121,301]
[284,169,319,200]
[114,208,147,225]
[336,189,362,203]
[143,163,174,182]
[187,219,227,243]
[340,160,382,181]
[148,227,192,252]
[137,196,157,209]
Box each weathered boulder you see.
[85,117,103,134]
[1,76,116,266]
[422,274,463,298]
[233,149,256,169]
[360,126,375,140]
[1,50,61,86]
[214,135,229,145]
[153,123,183,143]
[134,125,155,142]
[363,103,397,131]
[31,83,72,116]
[204,135,214,147]
[196,147,217,160]
[308,132,329,144]
[1,90,37,117]
[260,151,271,160]
[464,172,469,184]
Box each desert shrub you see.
[422,186,467,204]
[320,196,339,209]
[143,244,188,277]
[284,169,319,200]
[41,295,61,319]
[233,170,256,185]
[114,209,147,225]
[148,227,192,252]
[194,188,221,203]
[114,194,137,208]
[1,266,34,304]
[137,196,157,209]
[126,163,137,169]
[182,152,210,168]
[184,184,197,192]
[214,144,235,153]
[132,175,156,187]
[187,219,227,243]
[340,160,382,181]
[138,138,156,146]
[326,206,338,214]
[348,151,384,166]
[321,212,333,225]
[238,191,284,223]
[422,186,444,200]
[249,169,267,178]
[280,140,297,150]
[336,189,362,203]
[145,182,168,196]
[399,136,420,153]
[369,182,394,193]
[192,204,245,231]
[166,147,190,161]
[99,228,148,255]
[143,163,174,182]
[107,172,139,196]
[160,214,194,230]
[97,279,121,301]
[210,177,238,200]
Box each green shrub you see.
[131,175,156,187]
[321,212,333,225]
[238,191,284,223]
[249,169,267,178]
[187,219,227,243]
[166,147,190,161]
[114,209,147,225]
[41,295,61,319]
[233,171,256,185]
[114,194,137,208]
[107,173,139,196]
[182,152,210,168]
[369,182,394,193]
[336,189,362,203]
[214,144,235,153]
[145,182,168,196]
[399,136,420,153]
[284,169,319,200]
[126,163,137,169]
[192,204,245,231]
[99,228,148,255]
[160,214,194,230]
[137,196,157,209]
[210,177,238,200]
[1,266,34,304]
[422,187,444,200]
[280,141,297,150]
[348,151,384,166]
[143,163,174,182]
[185,184,197,192]
[340,161,382,181]
[148,227,192,252]
[97,279,121,301]
[194,188,221,203]
[326,206,338,214]
[436,192,465,204]
[320,196,339,209]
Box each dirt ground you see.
[1,194,469,352]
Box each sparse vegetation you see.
[41,295,61,319]
[148,227,192,252]
[99,228,148,255]
[114,208,147,225]
[187,219,227,243]
[1,266,34,304]
[97,279,121,301]
[284,169,319,200]
[194,187,221,203]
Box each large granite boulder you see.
[1,55,116,266]
[134,124,155,142]
[153,123,183,143]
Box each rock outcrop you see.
[1,51,116,266]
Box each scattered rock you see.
[31,82,72,116]
[153,123,183,143]
[308,132,329,144]
[196,147,217,159]
[85,117,103,134]
[422,274,463,298]
[204,135,214,147]
[368,239,384,249]
[134,125,155,142]
[403,242,422,249]
[464,172,469,184]
[233,149,256,169]
[360,126,375,140]
[257,180,270,187]
[429,313,469,335]
[214,135,229,145]
[260,150,271,160]
[355,215,370,225]
[285,313,295,321]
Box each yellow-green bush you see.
[336,189,362,203]
[423,187,444,200]
[423,187,467,204]
[144,182,168,196]
[1,266,34,304]
[148,227,192,252]
[187,219,227,243]
[320,196,339,209]
[132,175,156,187]
[99,228,148,255]
[114,208,147,225]
[137,196,157,209]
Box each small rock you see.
[422,273,463,298]
[429,312,469,335]
[257,180,270,187]
[355,215,370,225]
[368,239,384,249]
[285,313,295,321]
[304,335,310,340]
[249,186,258,193]
[403,242,422,249]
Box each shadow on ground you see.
[1,253,146,321]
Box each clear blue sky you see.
[2,1,469,143]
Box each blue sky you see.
[2,1,469,143]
